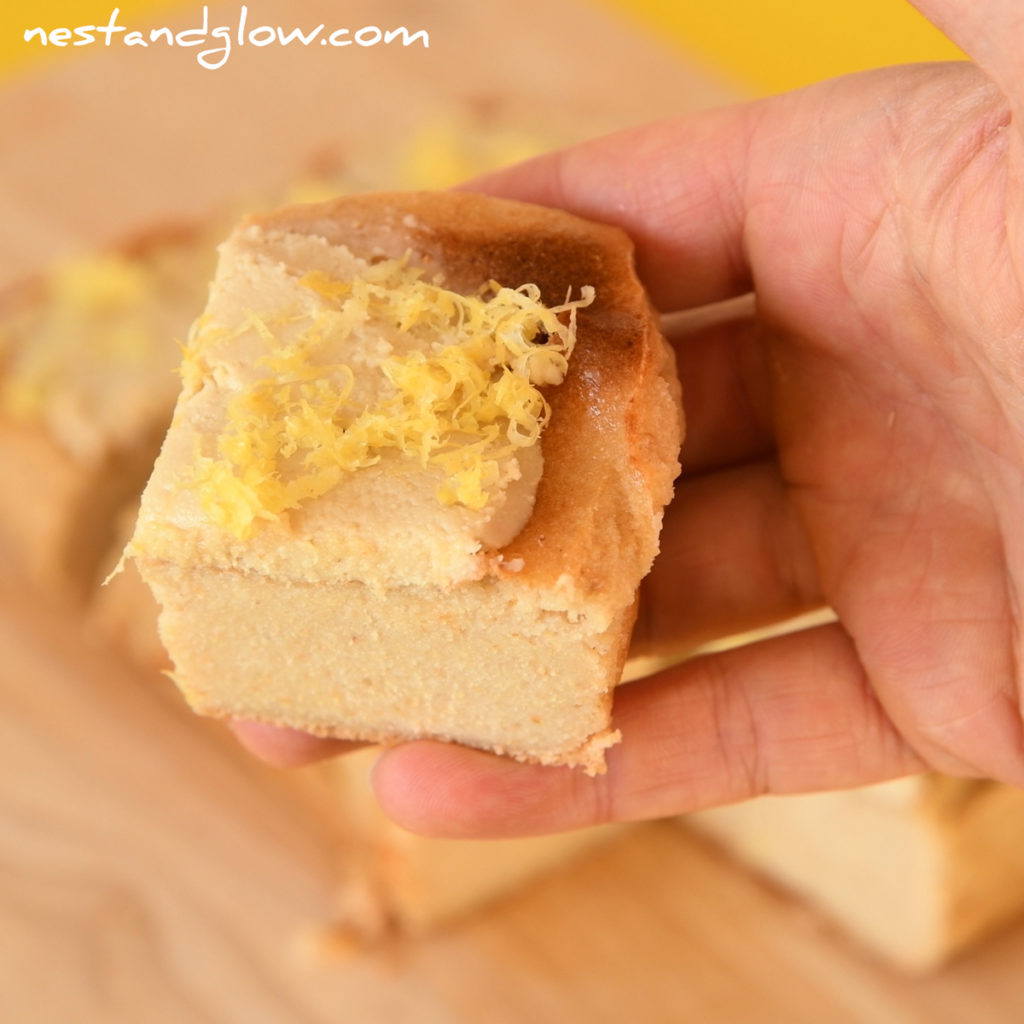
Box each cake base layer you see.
[143,560,629,770]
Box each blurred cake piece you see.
[687,776,1024,970]
[0,228,214,602]
[311,748,623,940]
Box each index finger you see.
[461,106,759,313]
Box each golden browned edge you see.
[246,191,684,599]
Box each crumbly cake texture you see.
[129,191,683,773]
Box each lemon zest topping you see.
[187,257,594,537]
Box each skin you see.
[235,0,1024,838]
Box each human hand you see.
[240,0,1024,838]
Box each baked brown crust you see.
[248,191,683,609]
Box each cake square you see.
[128,192,682,772]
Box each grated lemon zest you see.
[187,257,594,537]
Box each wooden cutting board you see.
[5,2,1024,1020]
[8,587,1024,1024]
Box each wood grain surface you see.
[4,2,1024,1021]
[8,585,1024,1024]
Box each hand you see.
[240,0,1024,838]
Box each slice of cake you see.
[688,776,1024,970]
[0,228,214,602]
[127,191,682,773]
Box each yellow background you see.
[597,0,964,93]
[2,0,964,92]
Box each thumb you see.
[459,104,760,314]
